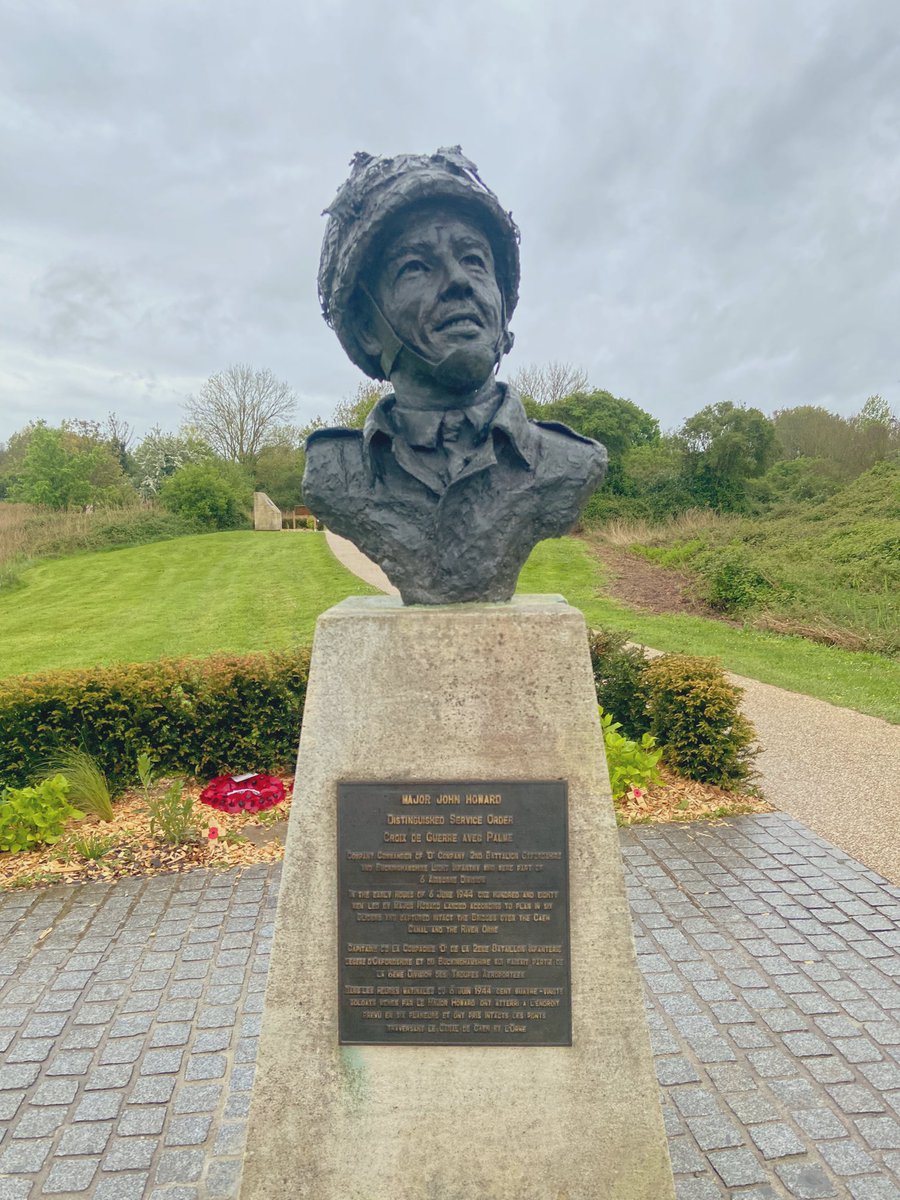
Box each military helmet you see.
[318,146,520,379]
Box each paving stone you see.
[72,1092,123,1122]
[41,1157,99,1193]
[56,1122,114,1155]
[685,1114,744,1151]
[707,1146,769,1187]
[748,1121,807,1159]
[206,1158,244,1197]
[155,1147,206,1183]
[212,1120,246,1155]
[141,1048,185,1075]
[117,1106,167,1136]
[855,1117,900,1149]
[184,1053,228,1082]
[0,1179,31,1200]
[827,1084,886,1114]
[102,1135,159,1169]
[164,1114,213,1146]
[794,1109,848,1140]
[816,1138,879,1175]
[0,1137,53,1173]
[11,1105,67,1137]
[92,1173,149,1199]
[28,1080,81,1104]
[846,1180,900,1200]
[173,1083,223,1114]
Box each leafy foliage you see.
[38,749,114,821]
[146,779,196,845]
[629,461,900,653]
[676,401,776,511]
[599,708,663,800]
[330,381,391,429]
[0,776,84,853]
[588,628,651,737]
[0,649,310,792]
[644,655,756,787]
[159,461,252,529]
[8,423,134,510]
[129,427,214,500]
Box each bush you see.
[588,628,652,738]
[702,553,776,614]
[0,776,84,853]
[643,654,756,787]
[160,461,252,530]
[0,649,310,792]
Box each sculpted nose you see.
[439,257,473,298]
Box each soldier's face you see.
[371,204,504,372]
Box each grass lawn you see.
[1,529,896,723]
[519,539,900,724]
[0,531,376,677]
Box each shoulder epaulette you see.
[533,420,600,447]
[305,426,364,448]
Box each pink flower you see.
[208,827,219,840]
[632,788,643,799]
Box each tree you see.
[508,361,589,407]
[129,427,214,500]
[331,381,391,429]
[676,401,776,511]
[8,422,135,510]
[184,364,296,463]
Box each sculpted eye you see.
[397,259,427,279]
[462,253,487,270]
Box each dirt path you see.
[326,533,900,885]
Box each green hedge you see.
[0,630,756,795]
[0,649,310,792]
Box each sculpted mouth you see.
[435,312,484,332]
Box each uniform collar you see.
[363,382,538,471]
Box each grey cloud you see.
[1,0,899,445]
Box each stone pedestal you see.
[240,595,674,1200]
[252,491,282,531]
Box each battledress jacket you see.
[302,384,607,605]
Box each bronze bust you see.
[304,147,607,604]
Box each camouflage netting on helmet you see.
[318,146,520,379]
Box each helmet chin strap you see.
[360,288,512,393]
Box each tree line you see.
[1,361,896,527]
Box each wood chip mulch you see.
[615,765,773,826]
[0,779,294,891]
[0,770,773,890]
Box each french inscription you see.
[338,781,571,1045]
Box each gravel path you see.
[326,534,900,886]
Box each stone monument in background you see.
[239,149,675,1199]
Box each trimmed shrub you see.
[588,628,652,738]
[0,649,310,792]
[643,654,756,787]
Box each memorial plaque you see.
[337,780,571,1045]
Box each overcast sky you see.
[2,0,899,446]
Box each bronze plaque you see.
[337,781,571,1045]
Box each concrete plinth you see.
[240,595,675,1200]
[253,491,282,531]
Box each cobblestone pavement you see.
[2,813,900,1197]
